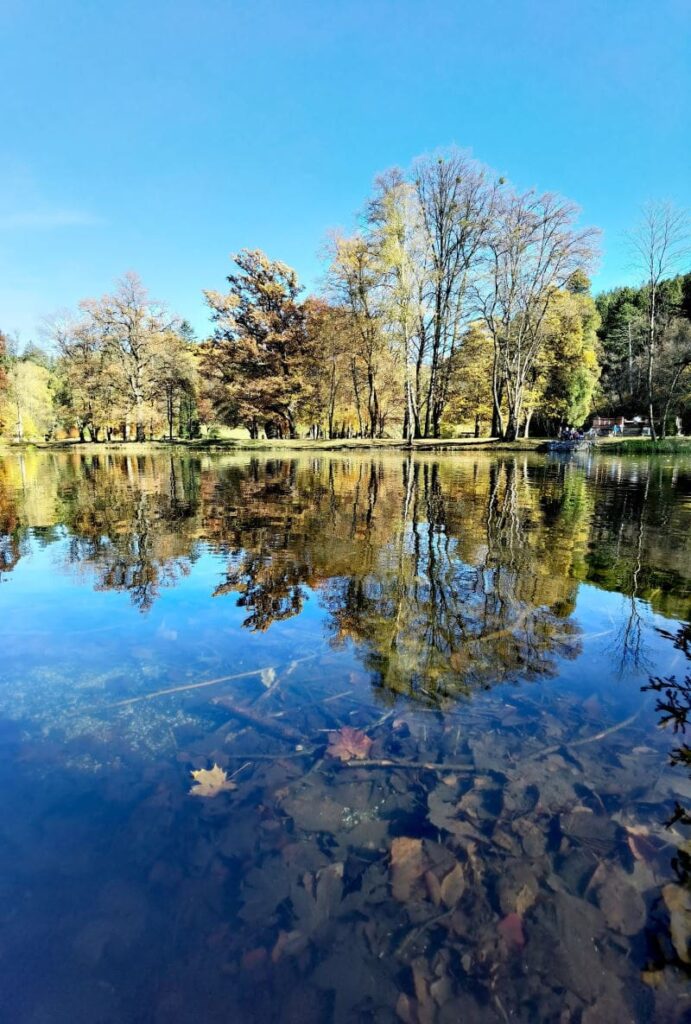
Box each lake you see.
[1,449,690,1023]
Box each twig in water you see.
[396,907,454,956]
[527,709,640,761]
[340,758,474,771]
[108,668,275,708]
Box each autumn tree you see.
[150,328,199,441]
[442,323,494,436]
[49,312,115,440]
[476,190,598,440]
[367,170,426,440]
[413,152,497,437]
[326,234,393,437]
[82,272,175,441]
[204,250,312,439]
[0,331,8,434]
[0,338,54,441]
[523,276,601,435]
[301,298,354,438]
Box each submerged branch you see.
[108,667,276,708]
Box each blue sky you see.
[1,0,689,343]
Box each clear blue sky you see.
[1,0,689,343]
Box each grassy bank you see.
[594,436,691,454]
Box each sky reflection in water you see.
[0,450,690,1023]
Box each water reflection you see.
[2,450,689,690]
[0,450,690,1022]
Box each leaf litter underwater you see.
[0,450,690,1023]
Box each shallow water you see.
[1,449,690,1023]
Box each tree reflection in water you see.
[0,450,690,691]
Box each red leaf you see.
[326,726,373,761]
[498,912,525,950]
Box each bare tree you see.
[477,190,598,440]
[628,201,690,439]
[414,152,497,437]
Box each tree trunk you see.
[647,287,658,441]
[523,408,534,438]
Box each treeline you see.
[596,270,691,437]
[0,150,688,443]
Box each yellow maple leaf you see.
[189,763,237,798]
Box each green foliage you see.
[595,271,691,432]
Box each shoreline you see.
[1,436,690,455]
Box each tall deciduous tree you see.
[414,152,497,437]
[50,312,115,440]
[477,190,598,440]
[326,234,391,438]
[81,273,174,441]
[204,250,310,438]
[0,331,8,434]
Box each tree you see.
[628,202,690,439]
[442,323,494,436]
[326,234,392,437]
[0,331,8,434]
[477,190,598,440]
[656,317,691,436]
[82,272,175,441]
[0,339,54,441]
[526,277,601,435]
[150,329,198,441]
[367,169,426,440]
[49,312,115,440]
[204,250,311,438]
[301,298,353,439]
[413,152,497,437]
[595,286,647,410]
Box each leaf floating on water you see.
[391,837,424,902]
[326,726,373,761]
[188,763,237,798]
[260,667,277,688]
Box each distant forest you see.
[1,151,689,443]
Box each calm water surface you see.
[1,450,690,1023]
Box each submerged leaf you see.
[189,763,237,798]
[662,883,691,964]
[498,912,525,950]
[391,837,424,902]
[326,726,373,761]
[439,863,465,908]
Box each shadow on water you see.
[0,449,689,1022]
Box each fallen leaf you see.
[593,865,646,936]
[662,883,691,964]
[189,763,237,798]
[424,870,442,907]
[326,726,373,761]
[439,863,465,908]
[241,947,267,971]
[391,837,424,902]
[271,928,308,962]
[498,912,525,951]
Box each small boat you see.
[545,439,592,453]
